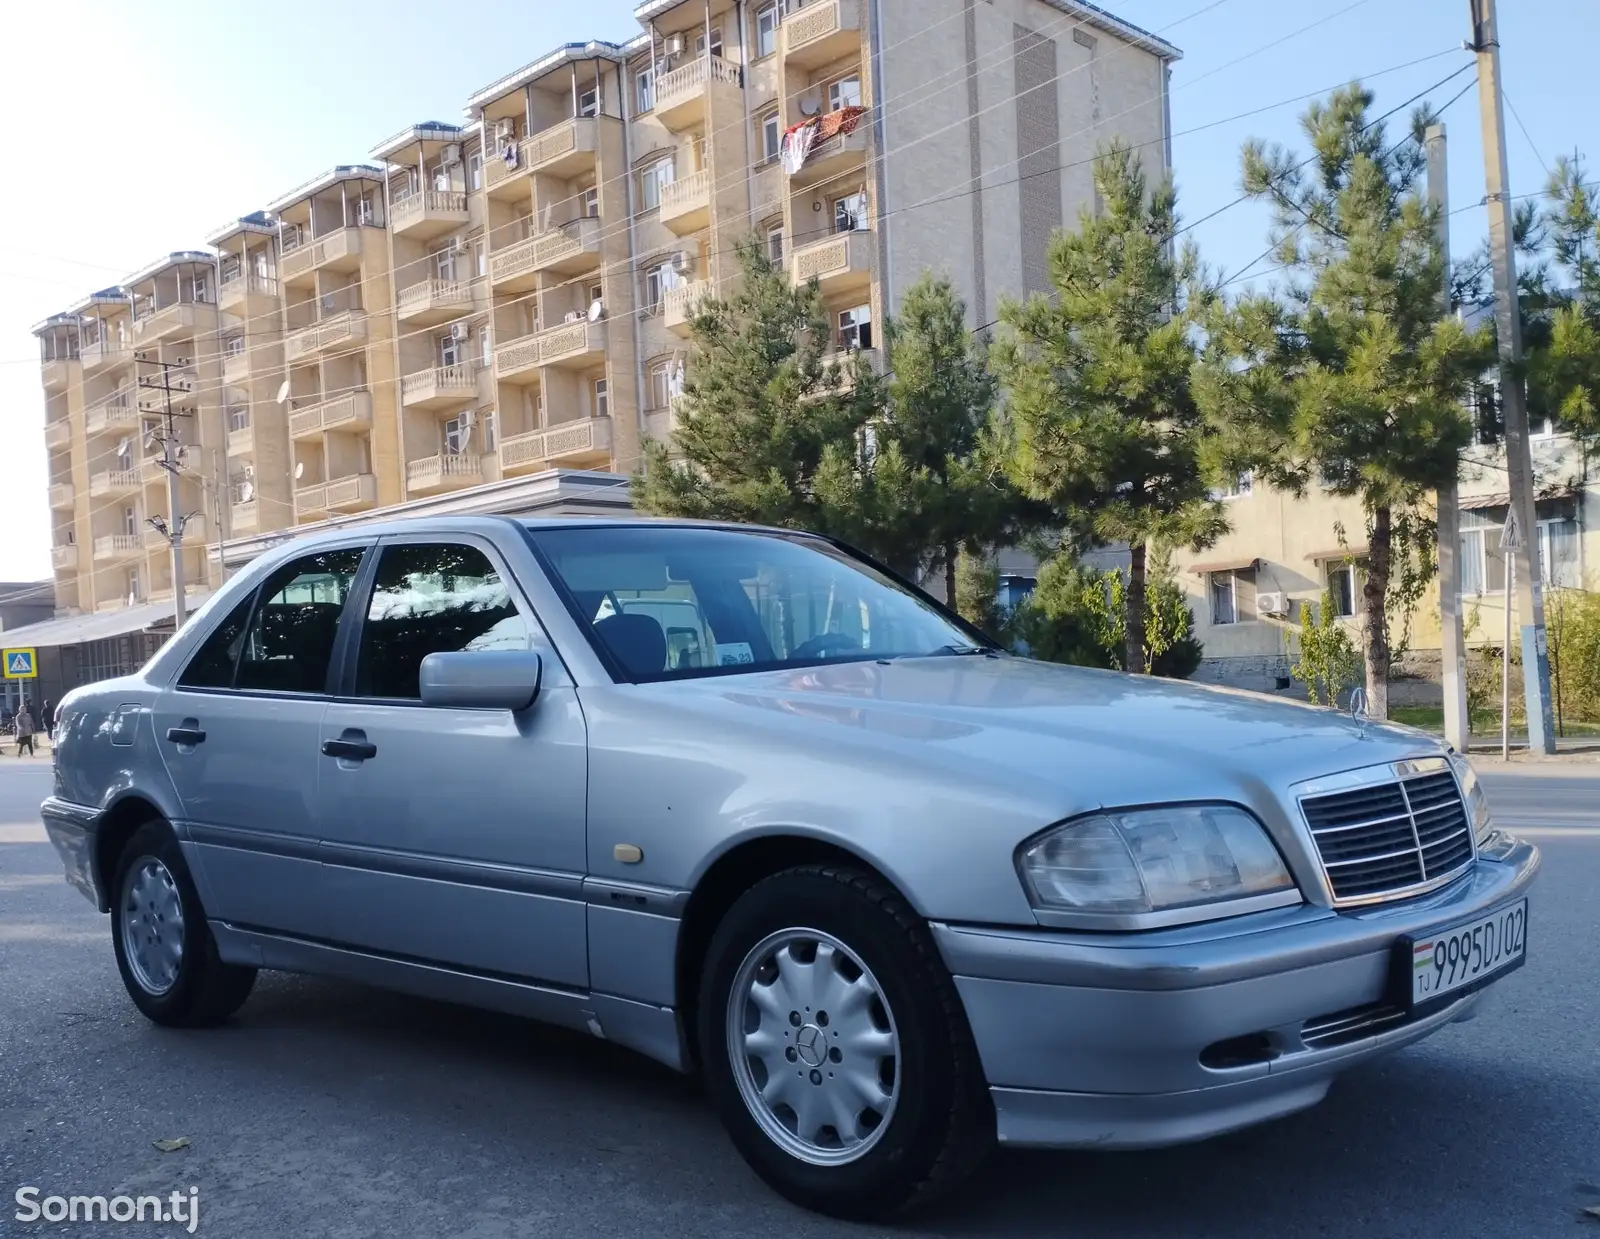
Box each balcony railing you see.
[89,469,140,497]
[231,500,259,531]
[146,515,203,549]
[86,394,139,436]
[228,425,254,455]
[664,279,710,337]
[536,318,605,368]
[790,229,872,294]
[782,0,862,67]
[280,227,364,281]
[45,420,72,450]
[42,359,72,390]
[499,416,612,470]
[285,310,366,361]
[49,482,75,509]
[487,118,598,195]
[656,54,742,129]
[391,189,469,238]
[400,364,479,409]
[324,473,377,510]
[660,168,712,234]
[93,534,142,561]
[406,452,483,491]
[81,340,132,372]
[133,302,200,342]
[51,544,78,571]
[288,389,374,439]
[396,278,472,324]
[219,273,278,308]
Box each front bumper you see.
[935,838,1540,1149]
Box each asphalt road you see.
[2,759,1596,1239]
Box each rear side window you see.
[354,542,528,700]
[178,594,255,689]
[231,549,365,694]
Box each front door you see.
[316,534,589,989]
[153,544,369,939]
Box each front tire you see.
[698,865,992,1219]
[110,820,257,1027]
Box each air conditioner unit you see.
[673,250,693,272]
[564,310,584,324]
[663,33,685,56]
[1256,591,1290,619]
[494,118,516,141]
[449,236,468,255]
[442,143,462,166]
[450,321,469,341]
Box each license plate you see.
[1406,899,1528,1007]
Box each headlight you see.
[1018,804,1298,921]
[1449,752,1494,846]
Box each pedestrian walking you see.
[14,703,35,757]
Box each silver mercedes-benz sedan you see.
[42,516,1537,1218]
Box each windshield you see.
[525,524,989,682]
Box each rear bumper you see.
[935,837,1540,1149]
[40,796,107,911]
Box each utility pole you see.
[133,353,193,630]
[1428,122,1471,753]
[1469,0,1556,754]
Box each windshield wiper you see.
[932,643,991,657]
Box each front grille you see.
[1300,769,1475,902]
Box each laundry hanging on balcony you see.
[500,141,520,169]
[780,106,867,176]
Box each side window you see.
[235,549,366,694]
[177,593,256,689]
[354,543,530,700]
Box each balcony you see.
[219,273,278,313]
[660,169,711,235]
[499,417,612,472]
[231,500,259,533]
[49,482,75,509]
[52,544,78,571]
[664,279,710,337]
[42,358,73,390]
[406,452,484,495]
[84,400,137,438]
[782,0,862,68]
[44,419,72,450]
[493,332,544,384]
[280,227,365,284]
[224,352,249,385]
[93,534,142,562]
[133,302,200,343]
[391,189,469,240]
[790,230,872,297]
[490,219,603,293]
[401,364,478,410]
[146,515,203,550]
[788,124,868,186]
[285,311,367,361]
[288,389,374,440]
[228,424,254,456]
[82,340,132,374]
[397,279,472,326]
[140,456,169,487]
[89,468,141,498]
[656,54,743,131]
[536,318,606,369]
[820,346,884,395]
[644,395,686,446]
[293,484,327,518]
[324,472,378,512]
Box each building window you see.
[696,27,724,57]
[1327,560,1365,618]
[644,261,675,314]
[122,505,138,536]
[1209,567,1257,626]
[594,377,610,418]
[588,282,604,308]
[1214,471,1253,500]
[760,111,781,164]
[838,304,872,351]
[828,76,862,112]
[229,405,250,432]
[833,191,868,233]
[473,238,487,278]
[478,325,491,363]
[480,409,497,451]
[434,247,457,282]
[468,150,484,190]
[225,335,245,357]
[766,224,785,262]
[443,412,472,455]
[582,186,600,218]
[126,568,141,602]
[1460,500,1581,592]
[649,361,673,410]
[230,472,252,504]
[755,3,778,57]
[639,158,675,211]
[578,86,600,118]
[636,66,655,113]
[439,332,461,367]
[191,273,210,303]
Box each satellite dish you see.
[460,425,473,451]
[142,426,158,450]
[275,380,291,406]
[587,299,605,323]
[244,463,254,478]
[116,437,131,455]
[799,97,821,117]
[294,461,304,480]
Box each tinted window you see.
[526,526,985,682]
[178,594,255,689]
[355,543,528,700]
[234,549,365,694]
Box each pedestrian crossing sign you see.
[3,648,37,679]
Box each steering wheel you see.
[790,632,862,660]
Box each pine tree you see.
[992,142,1227,674]
[1197,86,1487,719]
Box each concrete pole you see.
[1427,123,1471,752]
[1471,0,1556,753]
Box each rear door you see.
[153,544,369,939]
[315,533,590,988]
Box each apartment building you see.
[34,0,1177,630]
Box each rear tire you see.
[698,865,993,1220]
[110,820,257,1027]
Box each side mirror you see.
[419,650,542,711]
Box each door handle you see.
[165,725,206,746]
[321,737,377,761]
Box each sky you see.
[2,0,1594,585]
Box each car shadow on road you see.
[193,975,1586,1235]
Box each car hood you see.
[679,654,1441,810]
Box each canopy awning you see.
[1188,556,1259,576]
[0,593,209,649]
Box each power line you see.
[1501,89,1550,177]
